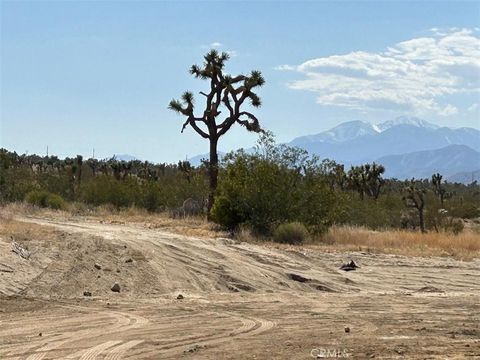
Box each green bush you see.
[211,195,246,230]
[273,222,309,244]
[25,190,65,209]
[46,193,65,209]
[213,137,341,235]
[443,218,464,235]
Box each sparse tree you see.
[431,173,450,205]
[169,50,265,216]
[402,179,426,233]
[347,163,385,200]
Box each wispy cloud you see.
[468,103,479,112]
[274,64,296,71]
[277,28,480,117]
[210,42,222,48]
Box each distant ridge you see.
[447,169,480,184]
[113,154,139,161]
[376,144,480,180]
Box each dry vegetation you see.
[2,202,479,261]
[318,225,480,260]
[0,208,60,244]
[0,202,226,239]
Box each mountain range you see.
[189,116,480,183]
[289,116,479,182]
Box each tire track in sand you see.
[78,340,122,360]
[104,340,144,360]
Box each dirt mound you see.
[3,217,480,300]
[0,217,479,359]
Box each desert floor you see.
[0,216,479,359]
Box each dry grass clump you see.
[273,222,309,244]
[0,219,60,246]
[97,208,226,238]
[319,226,480,260]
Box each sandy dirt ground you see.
[0,216,479,359]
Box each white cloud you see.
[210,42,222,48]
[438,104,458,116]
[226,50,238,57]
[274,64,296,71]
[277,28,480,117]
[468,103,479,112]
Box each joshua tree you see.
[347,163,385,200]
[402,179,426,233]
[87,158,99,177]
[178,160,192,183]
[431,173,450,205]
[169,50,265,215]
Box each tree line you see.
[1,140,478,237]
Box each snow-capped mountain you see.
[290,120,379,145]
[376,116,440,132]
[288,116,480,166]
[290,116,443,148]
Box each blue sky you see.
[1,1,479,162]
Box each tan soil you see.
[0,216,479,359]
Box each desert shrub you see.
[25,190,65,209]
[448,201,480,219]
[80,176,142,208]
[213,134,341,234]
[341,193,403,230]
[443,218,464,235]
[45,193,65,209]
[211,195,246,230]
[273,222,308,244]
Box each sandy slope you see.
[0,216,479,359]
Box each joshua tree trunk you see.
[417,203,425,233]
[208,136,219,215]
[403,179,427,233]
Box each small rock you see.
[184,344,204,353]
[83,291,92,297]
[288,273,309,283]
[340,260,359,271]
[111,283,121,293]
[344,326,350,333]
[97,275,101,279]
[125,258,133,263]
[38,332,42,337]
[416,286,444,293]
[177,294,184,300]
[116,269,120,273]
[94,263,102,270]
